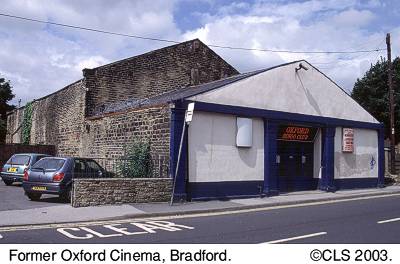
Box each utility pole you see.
[386,33,396,174]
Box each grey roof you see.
[93,60,304,116]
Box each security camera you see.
[295,63,309,72]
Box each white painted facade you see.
[182,61,381,196]
[189,62,378,124]
[334,127,379,179]
[188,112,264,183]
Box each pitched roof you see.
[94,60,303,116]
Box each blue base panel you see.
[187,178,380,200]
[188,181,264,201]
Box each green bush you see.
[117,141,152,178]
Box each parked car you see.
[23,157,106,201]
[1,153,51,186]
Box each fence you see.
[91,155,170,178]
[385,147,400,175]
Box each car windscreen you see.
[32,158,65,171]
[7,155,31,166]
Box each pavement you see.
[1,182,400,227]
[2,192,400,243]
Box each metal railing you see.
[91,156,170,178]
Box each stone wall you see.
[6,39,238,167]
[72,178,172,207]
[84,39,239,116]
[6,80,86,157]
[81,104,171,177]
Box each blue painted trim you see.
[320,126,336,192]
[186,101,383,130]
[377,127,385,187]
[170,103,188,201]
[263,119,279,196]
[334,178,378,190]
[188,181,264,200]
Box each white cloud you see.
[75,56,109,72]
[183,0,391,93]
[0,0,181,105]
[0,0,396,106]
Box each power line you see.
[0,12,387,55]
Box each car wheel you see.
[60,188,71,202]
[3,179,13,186]
[27,193,42,201]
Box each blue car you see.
[23,157,106,201]
[1,153,51,185]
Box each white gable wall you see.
[189,61,378,124]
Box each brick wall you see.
[84,39,238,116]
[72,178,172,207]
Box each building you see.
[165,61,384,200]
[7,41,384,201]
[6,39,238,168]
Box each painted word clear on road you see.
[57,221,194,240]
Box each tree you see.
[0,77,15,143]
[351,57,400,143]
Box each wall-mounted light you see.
[295,63,309,72]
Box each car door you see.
[73,159,86,179]
[85,160,104,178]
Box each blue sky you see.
[0,0,399,105]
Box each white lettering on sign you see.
[57,221,194,240]
[342,128,354,153]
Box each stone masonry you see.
[6,39,239,170]
[72,178,172,207]
[84,39,239,116]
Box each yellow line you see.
[0,192,399,233]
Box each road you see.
[0,182,67,211]
[1,194,400,243]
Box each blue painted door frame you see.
[263,120,329,195]
[319,126,336,192]
[263,120,279,196]
[170,104,188,201]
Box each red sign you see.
[277,125,318,142]
[342,128,354,153]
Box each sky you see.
[0,0,399,106]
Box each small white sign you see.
[342,128,354,153]
[185,102,195,123]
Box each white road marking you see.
[264,232,327,244]
[1,193,399,233]
[56,221,195,240]
[0,234,2,239]
[377,217,400,224]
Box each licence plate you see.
[32,186,47,191]
[7,167,17,173]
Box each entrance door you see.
[277,141,315,192]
